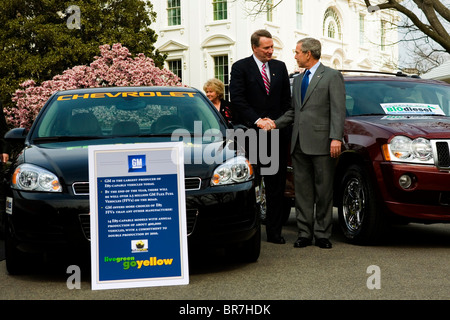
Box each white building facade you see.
[152,0,399,98]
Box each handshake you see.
[256,118,276,131]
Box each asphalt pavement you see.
[1,209,450,304]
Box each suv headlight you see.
[211,156,254,186]
[12,164,62,192]
[384,136,433,164]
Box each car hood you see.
[20,139,239,185]
[350,115,450,138]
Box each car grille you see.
[184,177,202,190]
[72,177,202,195]
[79,209,198,240]
[186,209,199,236]
[435,141,450,169]
[73,182,89,195]
[440,192,450,206]
[79,214,90,240]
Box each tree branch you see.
[431,0,450,22]
[364,0,450,52]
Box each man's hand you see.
[1,153,8,163]
[257,118,276,130]
[330,140,342,158]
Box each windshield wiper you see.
[136,133,175,137]
[33,136,107,143]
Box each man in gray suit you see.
[268,38,346,249]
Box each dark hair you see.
[298,37,321,60]
[251,29,272,49]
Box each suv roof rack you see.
[340,70,421,78]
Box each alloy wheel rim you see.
[342,177,365,233]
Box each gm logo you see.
[128,155,146,172]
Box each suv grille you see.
[72,177,202,195]
[433,140,450,170]
[436,141,450,168]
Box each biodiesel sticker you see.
[381,103,445,115]
[88,142,188,290]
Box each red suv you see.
[285,71,450,244]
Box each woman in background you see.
[203,78,233,124]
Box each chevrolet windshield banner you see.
[88,142,188,290]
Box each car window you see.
[345,81,450,116]
[33,90,222,140]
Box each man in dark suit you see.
[229,29,291,244]
[273,38,346,249]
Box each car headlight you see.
[411,137,433,161]
[12,164,62,192]
[211,156,254,186]
[384,136,433,164]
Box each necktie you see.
[301,69,310,102]
[261,63,270,95]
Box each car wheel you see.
[0,211,5,240]
[5,221,28,275]
[237,225,261,263]
[338,164,385,244]
[256,176,267,223]
[281,197,292,225]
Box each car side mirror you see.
[5,128,28,142]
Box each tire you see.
[281,197,293,225]
[237,224,261,263]
[0,210,5,240]
[338,164,385,244]
[256,176,267,224]
[5,221,28,275]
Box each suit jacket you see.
[275,63,346,155]
[229,56,291,128]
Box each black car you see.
[3,86,263,274]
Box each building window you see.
[167,0,181,26]
[266,0,273,22]
[328,21,336,38]
[323,7,342,40]
[381,20,386,51]
[213,0,227,21]
[296,0,303,30]
[359,14,365,46]
[214,55,229,100]
[168,59,182,82]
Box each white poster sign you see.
[88,142,188,290]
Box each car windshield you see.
[345,80,450,117]
[31,89,223,142]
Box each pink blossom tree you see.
[7,43,183,128]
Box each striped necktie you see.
[261,63,270,95]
